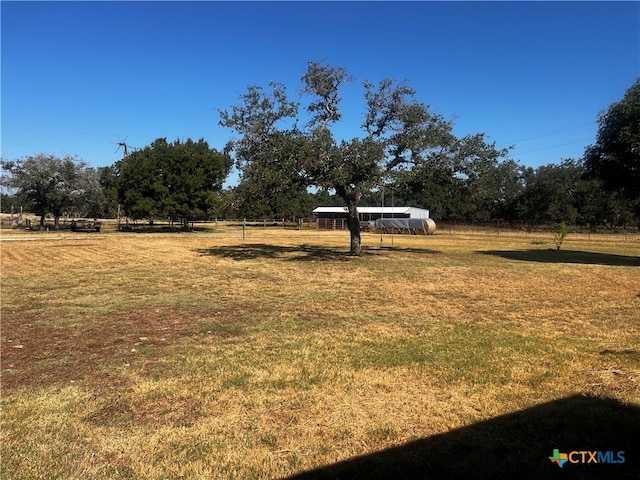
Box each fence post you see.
[243,218,246,240]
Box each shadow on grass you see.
[284,395,639,480]
[479,249,640,267]
[119,226,211,234]
[196,244,349,262]
[196,244,441,262]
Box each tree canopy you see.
[220,61,509,255]
[117,138,232,228]
[584,78,640,208]
[1,154,88,227]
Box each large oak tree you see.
[220,61,510,254]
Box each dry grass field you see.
[1,225,639,479]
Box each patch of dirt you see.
[579,366,639,397]
[0,306,248,394]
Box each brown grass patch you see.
[1,228,639,478]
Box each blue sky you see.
[2,1,638,186]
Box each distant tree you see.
[573,176,636,231]
[66,167,107,219]
[0,192,30,214]
[488,159,528,222]
[97,165,120,218]
[393,155,468,220]
[391,133,513,222]
[512,159,582,224]
[461,147,522,222]
[584,79,640,209]
[232,139,317,220]
[510,158,638,229]
[0,192,13,213]
[214,188,243,219]
[234,181,316,220]
[310,188,345,207]
[117,138,232,229]
[1,153,87,227]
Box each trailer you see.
[374,217,436,235]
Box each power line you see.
[515,137,594,156]
[508,122,596,144]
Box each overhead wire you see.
[506,121,597,144]
[506,121,597,158]
[514,137,594,156]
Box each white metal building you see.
[313,206,430,230]
[312,206,430,221]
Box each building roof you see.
[313,206,429,217]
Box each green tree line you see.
[2,68,638,243]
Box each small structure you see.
[313,206,433,233]
[70,219,102,233]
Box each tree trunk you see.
[346,199,362,256]
[335,186,363,256]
